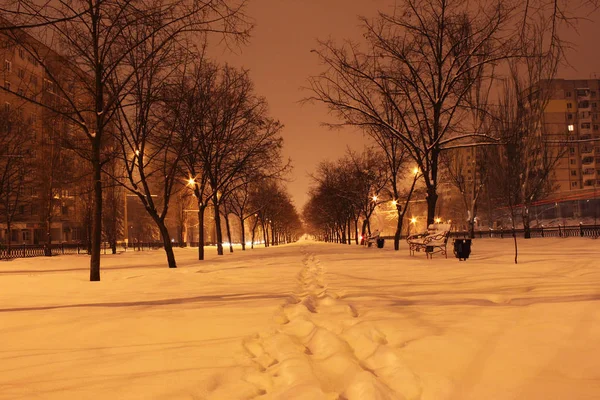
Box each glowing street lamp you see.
[187,177,196,187]
[391,200,397,207]
[412,167,419,176]
[372,195,378,202]
[410,217,417,224]
[435,217,442,224]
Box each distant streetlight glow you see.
[372,195,378,202]
[435,217,442,223]
[135,149,140,156]
[392,200,397,206]
[187,177,195,187]
[410,217,417,224]
[413,167,419,176]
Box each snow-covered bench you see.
[365,230,381,247]
[407,223,451,258]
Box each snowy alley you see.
[1,238,600,400]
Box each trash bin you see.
[376,238,385,248]
[453,239,472,261]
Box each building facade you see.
[1,22,87,245]
[542,79,600,220]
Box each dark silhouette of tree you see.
[1,0,251,280]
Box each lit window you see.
[568,124,575,131]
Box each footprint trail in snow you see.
[222,246,423,400]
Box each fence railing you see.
[0,243,86,260]
[2,225,599,260]
[0,241,220,260]
[448,224,600,239]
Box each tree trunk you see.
[90,143,102,281]
[522,206,531,239]
[347,218,352,244]
[261,220,268,247]
[240,216,247,250]
[354,218,359,245]
[468,218,475,239]
[426,187,439,226]
[394,205,402,251]
[250,217,258,249]
[224,212,233,253]
[7,219,12,252]
[45,215,52,256]
[155,218,177,268]
[197,205,205,261]
[213,195,223,255]
[360,219,368,245]
[271,223,276,246]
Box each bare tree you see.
[196,66,285,256]
[308,0,514,226]
[111,31,192,269]
[491,18,566,262]
[0,108,28,249]
[1,0,250,280]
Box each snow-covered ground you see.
[1,238,599,400]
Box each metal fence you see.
[2,225,599,261]
[0,243,86,260]
[449,224,600,239]
[0,241,213,260]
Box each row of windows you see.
[565,89,597,98]
[566,112,599,121]
[566,101,598,109]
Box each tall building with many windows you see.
[542,79,600,219]
[1,21,88,245]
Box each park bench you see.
[407,223,451,258]
[365,230,382,248]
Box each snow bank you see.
[1,238,599,399]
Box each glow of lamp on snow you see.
[372,195,378,202]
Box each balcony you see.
[582,156,595,165]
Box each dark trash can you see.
[453,239,472,261]
[376,238,385,248]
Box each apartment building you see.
[542,79,600,219]
[0,22,87,245]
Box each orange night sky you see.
[214,0,600,210]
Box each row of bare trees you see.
[304,0,597,262]
[303,146,420,250]
[1,0,302,279]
